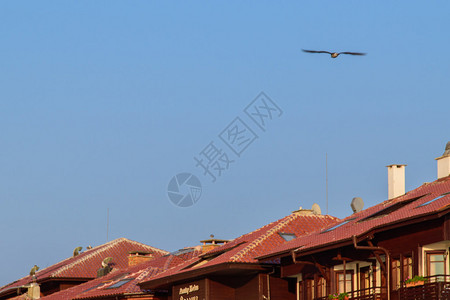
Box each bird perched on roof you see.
[73,246,83,257]
[29,265,39,276]
[102,257,113,268]
[443,141,450,156]
[302,49,366,58]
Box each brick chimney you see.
[128,251,154,267]
[387,164,406,199]
[199,235,228,253]
[436,142,450,179]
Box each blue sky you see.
[0,1,449,286]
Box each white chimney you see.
[387,164,406,199]
[436,142,450,179]
[27,282,40,299]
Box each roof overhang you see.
[258,205,450,262]
[139,262,271,290]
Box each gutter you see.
[352,235,390,300]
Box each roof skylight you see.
[83,283,106,292]
[279,233,296,242]
[359,195,425,222]
[105,278,133,289]
[416,192,450,208]
[170,248,195,256]
[322,218,356,233]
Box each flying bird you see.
[302,49,366,58]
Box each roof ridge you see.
[229,213,299,262]
[163,255,175,270]
[225,214,289,246]
[51,238,165,277]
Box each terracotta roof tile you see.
[259,175,450,259]
[40,248,201,300]
[0,238,168,298]
[139,212,338,287]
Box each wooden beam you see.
[367,241,386,275]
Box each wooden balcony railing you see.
[312,276,450,300]
[315,286,386,300]
[399,275,450,300]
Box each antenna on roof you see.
[326,153,329,215]
[106,208,109,242]
[351,197,364,213]
[312,203,321,215]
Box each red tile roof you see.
[0,238,168,297]
[258,175,450,260]
[40,248,201,300]
[139,211,338,287]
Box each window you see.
[360,196,424,222]
[301,277,326,299]
[359,266,372,295]
[392,255,413,289]
[316,277,327,298]
[170,248,195,256]
[417,192,450,208]
[279,232,296,242]
[392,259,401,290]
[105,278,133,289]
[336,271,353,294]
[305,279,315,300]
[426,251,446,280]
[402,256,413,283]
[322,219,356,233]
[83,283,106,292]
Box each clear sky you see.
[0,1,449,286]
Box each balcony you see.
[313,276,450,300]
[399,275,450,300]
[316,287,386,300]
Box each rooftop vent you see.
[387,164,406,199]
[351,197,364,213]
[200,235,228,253]
[436,142,450,179]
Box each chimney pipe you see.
[436,142,450,179]
[386,164,406,199]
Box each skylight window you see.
[105,278,133,289]
[170,248,195,256]
[279,233,296,242]
[359,195,425,222]
[322,218,356,233]
[416,192,450,208]
[83,283,106,292]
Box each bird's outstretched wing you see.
[339,52,366,56]
[302,49,332,54]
